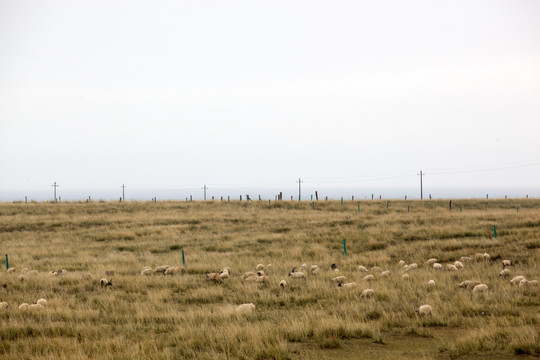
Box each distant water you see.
[1,186,539,202]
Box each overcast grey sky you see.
[1,1,539,195]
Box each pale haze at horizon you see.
[1,1,539,198]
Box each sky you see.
[1,1,539,199]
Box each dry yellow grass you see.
[0,199,539,359]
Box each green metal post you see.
[340,197,343,206]
[357,204,360,213]
[190,195,192,202]
[493,225,497,239]
[407,205,410,213]
[181,249,185,266]
[228,196,230,204]
[342,239,346,256]
[386,201,389,209]
[5,254,8,270]
[516,207,519,213]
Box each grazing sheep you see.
[165,266,186,276]
[236,303,255,314]
[371,266,383,272]
[310,265,320,273]
[56,269,67,276]
[141,268,153,276]
[427,280,435,286]
[28,303,44,311]
[466,281,482,290]
[460,256,472,262]
[311,267,321,275]
[510,275,526,285]
[218,270,230,280]
[279,280,287,288]
[19,303,29,311]
[459,280,474,288]
[289,271,305,279]
[100,278,112,287]
[153,265,170,275]
[255,264,264,271]
[0,302,8,310]
[499,269,511,277]
[256,271,265,277]
[21,268,29,274]
[360,289,375,298]
[206,273,221,282]
[433,263,443,270]
[17,275,26,282]
[362,274,375,282]
[474,253,484,262]
[358,265,368,272]
[483,253,490,261]
[445,264,458,272]
[472,284,488,293]
[416,304,432,317]
[256,275,269,285]
[104,269,115,277]
[519,279,538,287]
[426,258,438,266]
[338,282,358,289]
[454,261,464,270]
[380,271,391,277]
[331,264,339,272]
[7,268,15,274]
[82,273,93,281]
[243,271,256,279]
[244,274,258,282]
[48,271,57,276]
[266,264,273,271]
[36,299,47,307]
[398,260,406,266]
[502,259,512,268]
[300,263,307,270]
[402,274,410,280]
[409,263,418,269]
[331,276,347,284]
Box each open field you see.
[0,199,539,360]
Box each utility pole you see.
[417,170,425,200]
[121,184,126,201]
[202,184,208,201]
[296,178,303,201]
[52,182,59,202]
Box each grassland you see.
[0,199,539,359]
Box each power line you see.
[51,182,59,202]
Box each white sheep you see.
[360,289,375,298]
[21,268,29,274]
[141,268,153,276]
[289,271,305,279]
[310,265,321,275]
[7,268,15,274]
[510,275,526,285]
[256,275,269,285]
[17,275,26,282]
[357,265,368,272]
[19,303,29,311]
[445,264,458,272]
[409,263,418,269]
[0,302,8,310]
[255,264,264,271]
[472,284,488,293]
[28,303,44,311]
[236,303,255,314]
[474,253,484,262]
[499,269,511,277]
[466,281,481,290]
[416,304,432,316]
[338,282,358,289]
[36,298,47,306]
[483,253,490,261]
[243,271,256,279]
[458,280,475,288]
[218,270,229,280]
[206,273,221,282]
[398,260,406,266]
[371,266,382,272]
[100,278,112,287]
[104,269,115,277]
[362,274,375,282]
[153,265,170,275]
[331,276,347,284]
[433,263,443,270]
[402,274,410,280]
[519,279,538,287]
[165,266,185,275]
[460,256,472,262]
[48,271,58,276]
[454,261,464,269]
[279,280,287,288]
[380,271,391,277]
[502,259,512,268]
[56,269,67,275]
[266,264,273,271]
[426,258,438,266]
[331,264,340,272]
[427,280,435,286]
[244,274,258,282]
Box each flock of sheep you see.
[1,253,537,317]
